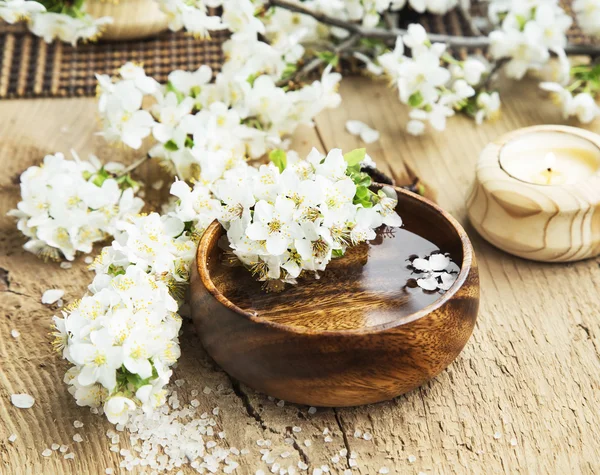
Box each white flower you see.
[406,119,425,136]
[29,12,112,45]
[119,62,160,94]
[168,65,212,96]
[475,91,501,125]
[104,396,136,425]
[69,329,124,390]
[570,93,600,123]
[246,197,303,255]
[0,0,45,24]
[8,152,143,261]
[574,0,600,37]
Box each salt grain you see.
[331,455,339,463]
[284,438,294,445]
[281,451,291,458]
[292,426,301,433]
[105,469,114,475]
[190,399,200,407]
[203,386,211,394]
[304,440,311,447]
[408,455,417,463]
[344,471,352,475]
[175,379,185,387]
[308,407,317,415]
[84,256,94,264]
[64,453,75,460]
[324,435,333,443]
[313,469,323,475]
[10,329,20,338]
[73,434,83,443]
[277,400,285,407]
[379,468,389,474]
[493,432,502,440]
[511,437,518,446]
[152,180,164,190]
[42,449,52,457]
[212,407,220,416]
[339,449,348,457]
[8,434,17,443]
[51,443,59,450]
[11,393,35,408]
[363,432,372,441]
[353,429,362,438]
[256,471,265,475]
[298,461,308,470]
[73,420,83,428]
[60,262,72,269]
[59,445,68,453]
[41,289,64,304]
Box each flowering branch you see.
[115,154,150,179]
[277,33,360,88]
[268,0,600,56]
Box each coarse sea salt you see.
[73,420,84,428]
[8,434,17,443]
[11,393,34,408]
[42,449,52,457]
[84,256,94,264]
[41,289,64,304]
[10,329,20,338]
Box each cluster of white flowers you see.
[57,264,182,424]
[0,0,111,45]
[573,0,600,38]
[171,148,402,286]
[377,24,493,135]
[540,81,600,124]
[488,0,572,79]
[8,152,144,261]
[96,47,341,180]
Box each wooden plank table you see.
[1,77,599,474]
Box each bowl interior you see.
[201,187,469,332]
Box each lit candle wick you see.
[543,153,557,185]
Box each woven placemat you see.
[0,1,596,100]
[0,24,227,99]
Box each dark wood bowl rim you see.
[196,184,475,336]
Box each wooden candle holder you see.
[190,186,479,407]
[87,0,169,41]
[467,125,600,263]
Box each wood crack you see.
[228,376,311,467]
[0,266,36,300]
[333,409,352,469]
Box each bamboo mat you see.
[0,1,596,99]
[0,24,226,99]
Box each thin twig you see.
[116,155,150,178]
[268,0,600,56]
[276,34,360,87]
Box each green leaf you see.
[315,51,339,67]
[166,81,185,103]
[247,73,260,86]
[185,136,194,148]
[108,264,126,276]
[164,140,179,152]
[352,172,371,187]
[92,168,110,187]
[269,149,287,172]
[343,148,366,167]
[332,249,345,258]
[190,85,201,98]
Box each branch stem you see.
[268,0,600,56]
[116,155,150,178]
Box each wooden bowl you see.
[86,0,169,41]
[190,186,479,406]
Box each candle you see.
[467,125,600,263]
[498,130,600,186]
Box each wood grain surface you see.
[1,76,600,474]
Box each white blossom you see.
[8,152,143,261]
